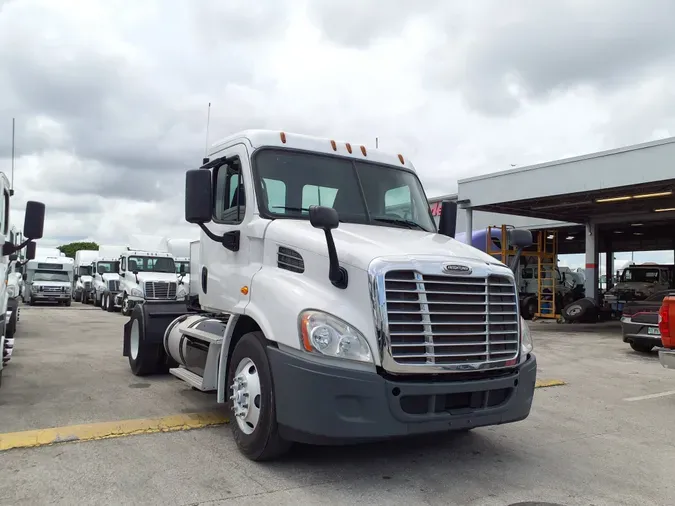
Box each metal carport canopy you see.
[457,136,675,226]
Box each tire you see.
[100,294,107,310]
[228,331,292,461]
[121,294,132,316]
[65,299,72,307]
[94,293,102,307]
[562,297,596,323]
[521,297,537,320]
[106,294,115,312]
[630,342,654,353]
[74,291,82,302]
[6,311,16,340]
[127,307,168,376]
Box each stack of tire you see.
[561,297,598,323]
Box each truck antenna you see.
[10,117,15,196]
[204,102,212,157]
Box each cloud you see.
[1,0,675,252]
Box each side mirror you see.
[74,274,79,281]
[24,201,46,240]
[508,229,533,248]
[26,241,36,260]
[438,201,457,238]
[22,273,27,281]
[185,169,213,223]
[179,263,186,274]
[9,254,17,261]
[309,205,339,230]
[132,270,139,275]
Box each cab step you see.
[169,367,215,392]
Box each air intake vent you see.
[277,246,304,274]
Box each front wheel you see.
[228,331,291,461]
[106,294,115,312]
[121,294,132,316]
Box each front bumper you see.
[658,348,675,369]
[268,347,537,444]
[31,293,71,302]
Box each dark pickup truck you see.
[620,290,675,353]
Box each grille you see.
[108,280,120,292]
[383,270,520,366]
[277,246,304,273]
[41,286,63,293]
[84,281,92,289]
[144,281,177,300]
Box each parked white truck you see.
[92,244,128,311]
[73,249,99,303]
[1,192,45,384]
[24,256,74,306]
[122,130,537,461]
[162,238,192,291]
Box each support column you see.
[584,222,599,301]
[465,208,473,247]
[605,240,613,292]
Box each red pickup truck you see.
[658,296,675,369]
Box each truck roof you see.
[208,130,416,172]
[124,250,173,258]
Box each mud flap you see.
[122,300,189,357]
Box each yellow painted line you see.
[535,379,566,389]
[0,412,229,452]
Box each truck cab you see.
[73,249,99,303]
[92,257,121,310]
[117,250,188,315]
[603,264,674,314]
[122,130,536,461]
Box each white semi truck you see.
[1,191,45,384]
[162,238,192,291]
[24,256,74,306]
[122,130,537,461]
[73,249,99,303]
[92,244,128,311]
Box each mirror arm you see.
[323,229,348,289]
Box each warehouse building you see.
[428,135,675,302]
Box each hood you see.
[608,281,660,293]
[135,272,178,284]
[265,220,502,271]
[79,275,93,283]
[101,273,120,281]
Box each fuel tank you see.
[164,314,228,376]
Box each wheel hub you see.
[229,358,262,435]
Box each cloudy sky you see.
[2,0,675,262]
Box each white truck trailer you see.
[92,244,128,311]
[122,130,536,461]
[73,249,99,303]
[0,189,45,383]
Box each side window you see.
[121,258,126,271]
[384,186,413,220]
[302,185,338,210]
[213,158,246,224]
[0,191,7,235]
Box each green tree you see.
[57,241,99,259]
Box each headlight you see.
[130,288,144,297]
[31,285,38,293]
[299,310,373,364]
[520,316,533,354]
[176,287,188,298]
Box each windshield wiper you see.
[372,217,427,231]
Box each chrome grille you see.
[108,280,120,292]
[41,286,63,293]
[384,270,520,367]
[84,281,92,289]
[144,281,177,300]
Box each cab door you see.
[200,142,257,313]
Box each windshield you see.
[128,256,175,273]
[33,270,70,282]
[252,149,436,232]
[78,266,92,276]
[97,261,119,274]
[621,268,662,283]
[176,261,190,274]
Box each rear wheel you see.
[127,307,169,376]
[630,342,654,353]
[228,331,291,461]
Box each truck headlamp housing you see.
[299,310,373,364]
[130,287,144,297]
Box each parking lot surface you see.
[1,306,674,506]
